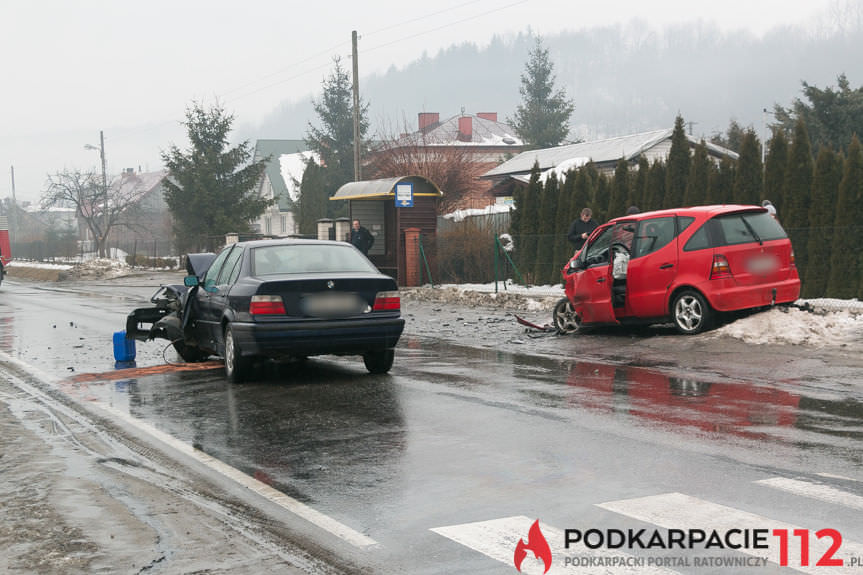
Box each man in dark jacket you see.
[567,208,598,251]
[350,219,375,255]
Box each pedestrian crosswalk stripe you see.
[816,472,861,483]
[431,515,681,574]
[598,492,863,575]
[756,477,863,511]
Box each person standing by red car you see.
[566,208,598,252]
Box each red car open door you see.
[570,224,617,325]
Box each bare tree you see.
[41,170,143,258]
[366,119,490,213]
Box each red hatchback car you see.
[554,205,801,335]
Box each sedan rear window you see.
[253,244,378,275]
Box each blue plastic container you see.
[113,330,136,362]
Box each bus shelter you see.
[331,175,442,286]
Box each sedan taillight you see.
[373,291,400,311]
[710,255,732,279]
[250,295,286,315]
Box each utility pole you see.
[85,131,109,257]
[9,166,17,246]
[351,30,361,181]
[99,130,108,256]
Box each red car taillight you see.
[710,255,732,279]
[250,295,286,315]
[373,291,400,311]
[790,248,796,268]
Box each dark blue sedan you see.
[128,239,404,381]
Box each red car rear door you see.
[626,216,679,318]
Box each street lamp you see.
[761,107,780,196]
[761,107,777,165]
[84,130,109,257]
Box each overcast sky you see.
[0,0,843,204]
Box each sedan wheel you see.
[672,290,712,335]
[363,349,395,374]
[553,298,581,334]
[224,325,250,382]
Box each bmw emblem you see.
[327,280,335,289]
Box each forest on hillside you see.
[248,7,863,144]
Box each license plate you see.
[746,254,780,275]
[301,293,366,317]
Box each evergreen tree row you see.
[509,115,863,299]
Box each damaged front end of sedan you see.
[125,253,216,362]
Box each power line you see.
[108,0,531,145]
[364,0,529,55]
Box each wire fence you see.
[432,222,860,303]
[12,238,178,266]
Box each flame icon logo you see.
[514,519,552,573]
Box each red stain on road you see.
[67,361,224,383]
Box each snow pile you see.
[711,306,863,347]
[401,285,560,311]
[409,281,863,347]
[7,260,73,270]
[442,204,512,222]
[62,258,131,280]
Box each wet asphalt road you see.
[2,274,863,574]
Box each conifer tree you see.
[827,136,863,298]
[684,141,710,206]
[162,102,271,252]
[509,184,524,241]
[517,162,543,284]
[664,115,690,208]
[803,146,843,298]
[583,162,600,207]
[608,158,629,218]
[644,160,666,211]
[705,162,721,204]
[630,156,649,211]
[592,173,610,222]
[305,57,370,203]
[709,156,736,203]
[554,170,577,279]
[296,158,328,235]
[732,130,762,205]
[784,118,814,274]
[764,129,790,214]
[568,166,591,224]
[509,37,575,149]
[534,171,559,284]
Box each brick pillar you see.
[403,228,421,287]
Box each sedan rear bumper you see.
[229,317,405,358]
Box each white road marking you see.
[431,515,681,574]
[0,351,379,550]
[816,472,861,483]
[598,492,863,574]
[756,477,863,511]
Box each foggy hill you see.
[245,14,863,144]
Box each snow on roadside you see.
[422,281,863,347]
[7,263,863,348]
[709,306,863,347]
[10,258,131,280]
